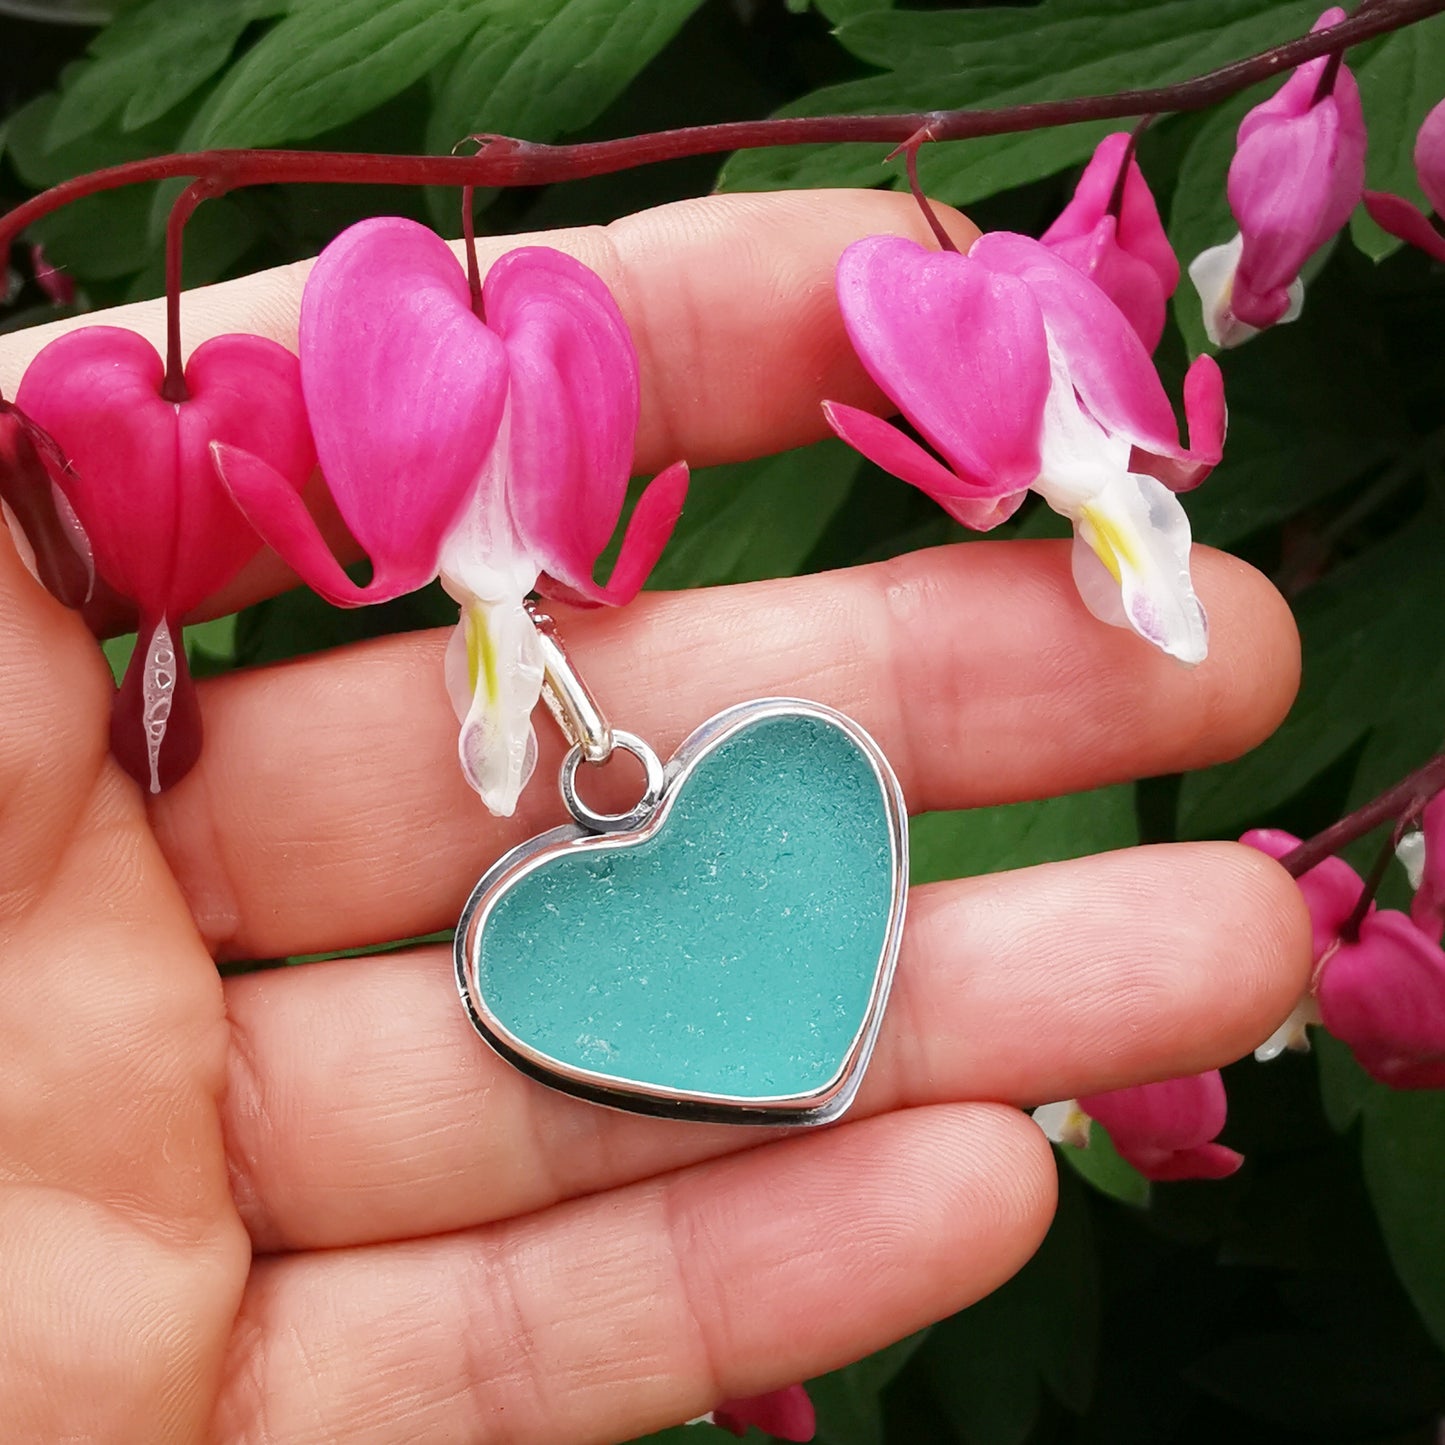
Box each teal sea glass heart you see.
[455,700,907,1125]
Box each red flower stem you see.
[1310,49,1346,106]
[1280,751,1445,878]
[1340,829,1401,941]
[461,183,482,314]
[889,125,957,252]
[1106,113,1154,220]
[0,0,1437,268]
[161,179,225,402]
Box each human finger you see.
[211,1105,1053,1445]
[152,542,1299,960]
[221,841,1307,1252]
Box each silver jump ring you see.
[560,730,665,834]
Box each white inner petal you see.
[1397,830,1427,891]
[142,617,178,796]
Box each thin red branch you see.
[1280,751,1445,878]
[1,0,1438,267]
[162,179,225,401]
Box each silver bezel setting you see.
[455,697,908,1127]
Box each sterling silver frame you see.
[455,697,909,1127]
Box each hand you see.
[0,189,1309,1445]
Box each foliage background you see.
[3,0,1444,1439]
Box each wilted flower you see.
[1189,8,1366,347]
[1040,131,1180,351]
[1364,96,1445,263]
[825,232,1223,664]
[219,219,687,815]
[16,328,314,792]
[1035,1071,1243,1182]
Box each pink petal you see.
[1128,356,1226,492]
[970,233,1220,482]
[1045,220,1171,352]
[16,327,312,617]
[481,246,642,591]
[1041,131,1179,345]
[211,443,382,607]
[1317,909,1445,1089]
[1362,191,1445,264]
[1416,97,1445,218]
[1240,827,1366,962]
[299,217,509,597]
[1079,1071,1242,1181]
[822,400,1026,531]
[713,1385,816,1441]
[535,460,689,608]
[835,235,1048,492]
[0,399,93,607]
[29,242,75,307]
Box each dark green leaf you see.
[922,1167,1099,1441]
[1351,15,1445,261]
[1315,1029,1378,1133]
[1362,1089,1445,1352]
[718,0,1319,209]
[1060,1127,1151,1208]
[910,784,1137,887]
[1178,515,1445,840]
[183,0,497,148]
[643,441,859,592]
[45,0,279,148]
[811,1331,931,1445]
[425,0,704,162]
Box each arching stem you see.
[161,179,226,403]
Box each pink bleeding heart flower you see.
[824,232,1224,665]
[0,392,93,609]
[704,1384,816,1441]
[217,218,687,816]
[1040,131,1180,352]
[17,327,314,793]
[1240,827,1367,1059]
[1035,1071,1243,1182]
[1315,908,1445,1090]
[1189,8,1366,348]
[29,243,76,308]
[1363,96,1445,264]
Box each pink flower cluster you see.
[1244,807,1445,1090]
[9,223,687,808]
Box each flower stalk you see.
[1,0,1440,271]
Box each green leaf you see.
[811,1331,931,1445]
[1350,14,1445,261]
[1180,256,1411,548]
[1315,1029,1377,1133]
[921,1167,1099,1442]
[45,0,280,149]
[718,0,1320,209]
[184,0,497,148]
[1178,515,1445,840]
[910,784,1138,887]
[1060,1126,1152,1208]
[642,441,859,592]
[425,0,705,161]
[1361,1089,1445,1351]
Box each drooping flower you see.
[1040,131,1180,351]
[1034,1071,1243,1182]
[1363,96,1445,263]
[824,232,1224,665]
[0,392,93,609]
[1189,8,1366,348]
[697,1385,816,1441]
[1399,791,1445,941]
[1240,826,1445,1086]
[17,329,314,792]
[1240,826,1366,1060]
[1315,909,1445,1090]
[218,218,687,815]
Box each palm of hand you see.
[0,191,1309,1445]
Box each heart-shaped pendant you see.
[456,692,907,1126]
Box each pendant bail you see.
[525,600,615,765]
